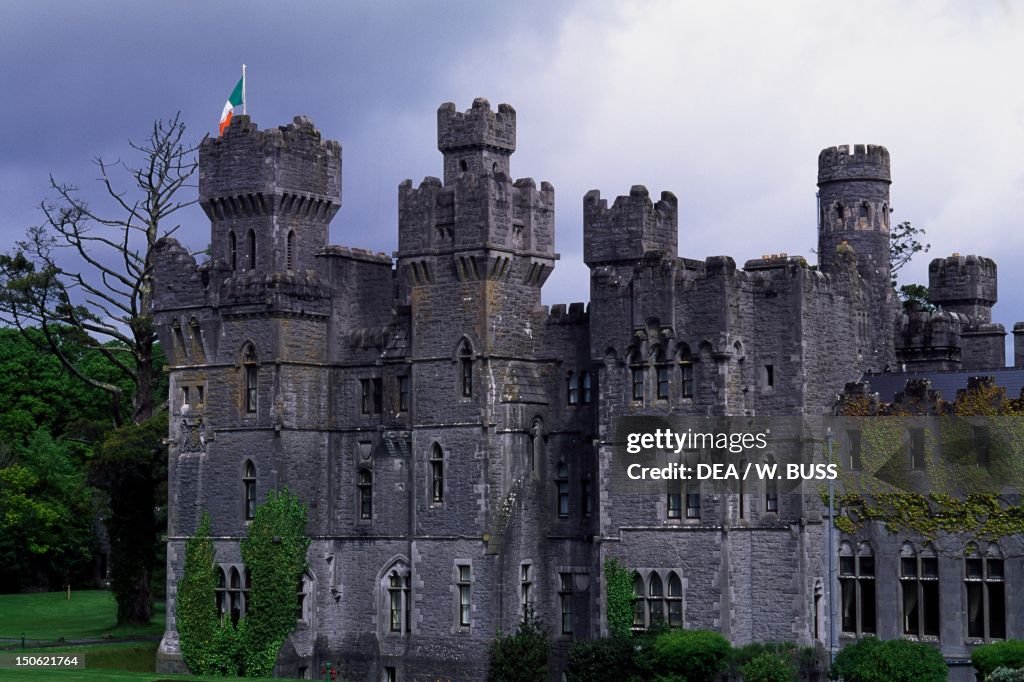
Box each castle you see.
[152,99,1024,681]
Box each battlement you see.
[583,186,678,265]
[895,307,967,371]
[817,144,891,184]
[544,302,589,325]
[742,253,807,272]
[437,98,516,153]
[318,245,393,265]
[200,115,342,203]
[928,254,997,320]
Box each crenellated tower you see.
[200,115,341,275]
[927,254,1005,368]
[817,144,896,372]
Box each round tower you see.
[817,144,895,373]
[817,144,891,281]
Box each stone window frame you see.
[246,228,257,270]
[899,542,940,640]
[677,343,695,400]
[242,459,257,522]
[217,564,249,626]
[520,561,533,615]
[651,345,670,401]
[558,571,574,636]
[965,543,1006,642]
[241,342,259,415]
[379,558,412,637]
[228,230,237,271]
[429,443,445,506]
[453,561,472,631]
[458,340,474,399]
[632,568,684,631]
[286,229,296,271]
[566,370,579,406]
[296,570,316,626]
[839,541,876,637]
[764,454,779,515]
[357,466,373,521]
[397,375,410,413]
[555,460,570,519]
[627,348,645,403]
[580,370,593,405]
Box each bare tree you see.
[0,114,198,427]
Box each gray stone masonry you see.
[153,101,1024,681]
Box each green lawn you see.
[0,591,164,641]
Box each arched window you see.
[381,563,411,635]
[555,461,569,518]
[459,342,473,398]
[648,574,664,626]
[839,541,876,636]
[286,229,296,271]
[632,573,646,631]
[229,567,243,626]
[243,460,256,521]
[629,350,644,402]
[528,419,542,473]
[247,229,257,270]
[242,343,258,413]
[430,444,444,504]
[966,543,1005,640]
[678,345,694,399]
[216,567,228,621]
[228,231,237,271]
[667,572,683,627]
[358,468,372,520]
[900,543,939,637]
[653,347,669,400]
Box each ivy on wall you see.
[604,558,634,637]
[176,490,310,677]
[831,381,1024,540]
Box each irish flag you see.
[219,75,245,136]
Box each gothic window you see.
[243,344,258,413]
[900,543,939,637]
[360,379,371,414]
[456,564,471,627]
[243,460,256,521]
[667,572,683,627]
[559,572,574,635]
[384,667,396,682]
[567,371,578,405]
[228,231,237,270]
[286,229,296,270]
[459,342,473,398]
[229,566,243,626]
[247,229,256,270]
[762,364,775,391]
[398,376,410,412]
[839,541,876,636]
[648,574,664,626]
[384,566,411,634]
[216,566,227,621]
[859,202,870,219]
[373,377,383,414]
[581,371,592,404]
[629,350,644,402]
[678,346,694,399]
[520,563,533,614]
[358,468,372,520]
[966,546,1005,640]
[633,570,683,630]
[556,462,569,519]
[430,444,444,504]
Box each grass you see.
[0,591,164,641]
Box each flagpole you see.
[242,64,247,115]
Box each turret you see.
[582,185,678,266]
[817,144,895,373]
[437,98,516,184]
[199,115,341,276]
[928,254,997,323]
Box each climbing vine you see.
[177,512,224,674]
[240,488,310,677]
[829,381,1024,540]
[604,558,634,637]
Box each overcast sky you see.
[2,1,1022,338]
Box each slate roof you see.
[861,368,1024,403]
